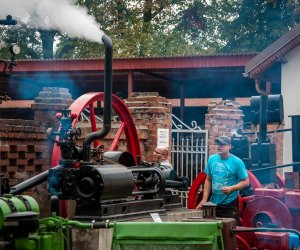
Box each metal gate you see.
[171,114,208,184]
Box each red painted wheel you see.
[238,195,244,213]
[236,235,252,250]
[247,170,262,190]
[276,173,285,188]
[187,172,245,221]
[51,92,141,165]
[238,195,244,224]
[187,172,207,209]
[241,196,292,228]
[51,92,141,217]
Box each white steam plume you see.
[0,0,104,43]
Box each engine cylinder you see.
[61,164,134,205]
[97,164,135,200]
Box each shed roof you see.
[244,24,300,80]
[0,54,256,100]
[14,54,253,72]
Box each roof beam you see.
[14,55,255,72]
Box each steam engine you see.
[1,14,300,250]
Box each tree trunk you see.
[39,30,56,59]
[140,0,153,56]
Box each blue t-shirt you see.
[205,153,248,205]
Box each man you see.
[196,135,249,222]
[153,146,190,189]
[153,146,172,168]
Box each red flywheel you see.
[241,196,292,228]
[187,172,207,209]
[51,92,141,217]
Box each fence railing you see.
[171,114,208,185]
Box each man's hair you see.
[155,146,169,156]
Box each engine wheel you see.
[276,173,285,188]
[247,170,262,189]
[241,196,292,228]
[51,92,141,217]
[187,172,207,209]
[236,235,252,250]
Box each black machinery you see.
[7,34,189,221]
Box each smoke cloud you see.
[0,0,104,43]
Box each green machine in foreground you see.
[0,194,68,250]
[0,194,227,250]
[0,194,103,250]
[111,221,225,250]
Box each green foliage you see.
[0,23,43,59]
[220,0,299,53]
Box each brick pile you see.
[31,87,73,127]
[205,100,244,156]
[0,118,51,216]
[75,121,149,155]
[0,87,73,217]
[125,92,172,162]
[0,119,50,184]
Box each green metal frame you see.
[111,221,224,250]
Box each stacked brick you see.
[205,100,244,156]
[0,119,49,186]
[125,92,172,162]
[0,87,74,217]
[31,87,73,127]
[75,121,149,155]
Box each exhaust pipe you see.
[82,34,113,162]
[10,34,113,194]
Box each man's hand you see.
[221,186,233,194]
[196,200,207,210]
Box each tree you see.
[219,0,300,53]
[0,23,43,59]
[54,0,229,58]
[1,0,300,59]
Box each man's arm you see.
[221,177,249,195]
[196,176,212,210]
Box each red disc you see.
[187,172,207,209]
[241,196,292,228]
[236,235,252,250]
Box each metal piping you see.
[82,34,113,162]
[10,166,59,195]
[255,79,269,141]
[232,227,300,239]
[255,79,269,96]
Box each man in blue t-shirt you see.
[196,135,249,223]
